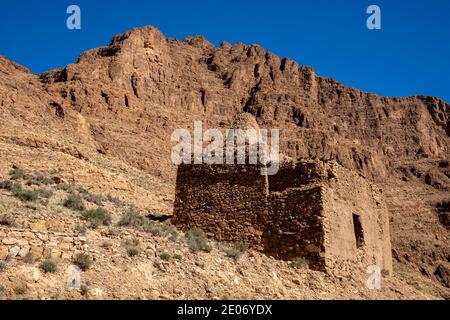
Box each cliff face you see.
[0,26,449,296]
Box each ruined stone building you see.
[173,159,393,275]
[172,115,393,275]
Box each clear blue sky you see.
[1,0,449,102]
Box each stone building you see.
[172,158,393,275]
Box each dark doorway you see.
[352,213,364,248]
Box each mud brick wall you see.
[172,163,269,250]
[264,186,326,270]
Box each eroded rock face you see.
[0,25,448,292]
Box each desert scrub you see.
[13,282,27,295]
[0,214,16,227]
[80,284,89,296]
[144,221,178,240]
[127,247,139,257]
[185,228,212,253]
[81,207,112,228]
[123,238,140,257]
[23,252,37,264]
[73,253,92,271]
[290,257,309,269]
[37,188,53,199]
[9,168,26,180]
[173,254,182,261]
[13,188,38,202]
[56,183,75,192]
[159,252,171,261]
[64,194,85,211]
[82,192,106,206]
[39,258,58,273]
[0,180,13,190]
[223,241,247,259]
[118,210,147,228]
[75,224,87,235]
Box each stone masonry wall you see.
[264,186,326,270]
[0,225,87,262]
[172,163,269,250]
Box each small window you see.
[352,213,364,248]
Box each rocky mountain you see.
[0,26,448,299]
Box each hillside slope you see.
[0,26,448,299]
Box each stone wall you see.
[172,159,393,275]
[0,224,87,262]
[172,163,269,250]
[264,186,326,270]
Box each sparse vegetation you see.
[75,224,87,235]
[80,284,89,296]
[64,193,85,211]
[127,247,139,257]
[173,254,182,261]
[0,261,6,272]
[118,210,147,227]
[73,253,92,271]
[36,188,53,199]
[81,207,112,228]
[9,168,26,180]
[290,257,309,269]
[13,188,38,202]
[13,282,27,295]
[0,179,13,190]
[82,192,106,206]
[39,258,58,273]
[223,241,247,259]
[0,214,16,227]
[123,238,140,257]
[23,252,38,264]
[185,228,212,253]
[56,183,74,192]
[159,252,171,261]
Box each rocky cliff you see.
[0,26,448,298]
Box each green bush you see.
[73,253,92,271]
[39,258,58,273]
[223,241,247,259]
[185,228,212,253]
[81,207,112,228]
[64,194,85,211]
